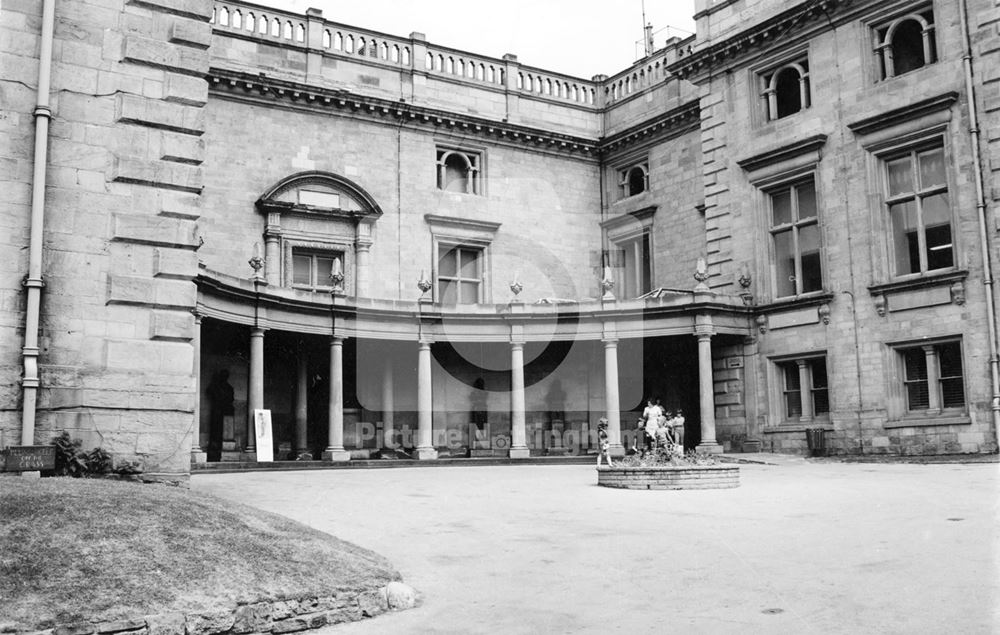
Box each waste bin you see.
[805,428,826,457]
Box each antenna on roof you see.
[641,0,654,57]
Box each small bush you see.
[50,433,122,477]
[51,432,87,477]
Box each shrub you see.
[50,433,124,477]
[51,432,87,477]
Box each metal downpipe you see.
[959,0,1000,450]
[21,0,57,445]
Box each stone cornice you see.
[208,68,703,158]
[847,92,959,136]
[736,134,828,173]
[668,0,854,81]
[600,101,701,155]
[207,67,600,157]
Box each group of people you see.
[595,398,685,467]
[638,398,684,455]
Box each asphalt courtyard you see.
[193,457,999,634]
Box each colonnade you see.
[193,317,721,462]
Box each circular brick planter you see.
[597,465,739,490]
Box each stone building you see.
[2,0,998,480]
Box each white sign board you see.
[254,409,274,462]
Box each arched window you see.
[436,148,481,195]
[391,45,400,62]
[323,30,331,48]
[402,47,411,65]
[619,163,649,198]
[218,6,229,26]
[334,32,343,50]
[245,13,255,32]
[257,15,267,34]
[295,24,305,43]
[232,10,241,29]
[345,35,354,53]
[876,11,936,79]
[762,60,810,120]
[271,18,280,37]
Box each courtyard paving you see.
[193,458,999,634]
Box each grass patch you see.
[0,477,400,631]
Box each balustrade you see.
[210,1,603,107]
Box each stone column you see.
[797,359,814,422]
[695,320,722,454]
[295,349,309,457]
[190,313,206,464]
[322,336,350,461]
[382,359,395,449]
[509,341,530,458]
[415,340,438,460]
[246,326,266,457]
[603,338,625,456]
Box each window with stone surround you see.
[436,147,482,195]
[767,177,823,298]
[437,244,483,304]
[760,57,810,121]
[895,340,965,413]
[882,139,953,277]
[618,163,649,199]
[873,7,936,80]
[291,248,345,292]
[611,233,651,298]
[775,355,829,423]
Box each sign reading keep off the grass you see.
[1,445,56,472]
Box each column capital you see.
[602,337,619,346]
[330,335,345,345]
[418,338,434,348]
[510,340,525,350]
[250,326,268,336]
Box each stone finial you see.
[600,266,615,300]
[693,257,710,292]
[509,272,523,299]
[417,270,432,297]
[329,257,345,296]
[248,242,265,279]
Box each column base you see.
[508,447,530,459]
[322,448,352,462]
[241,450,257,462]
[608,444,626,457]
[190,449,207,465]
[413,447,438,460]
[696,442,723,454]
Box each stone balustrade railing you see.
[603,49,672,104]
[209,1,602,107]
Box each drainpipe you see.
[20,0,57,445]
[959,0,1000,448]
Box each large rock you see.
[385,582,417,610]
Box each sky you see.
[270,0,697,79]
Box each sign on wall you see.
[254,409,274,463]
